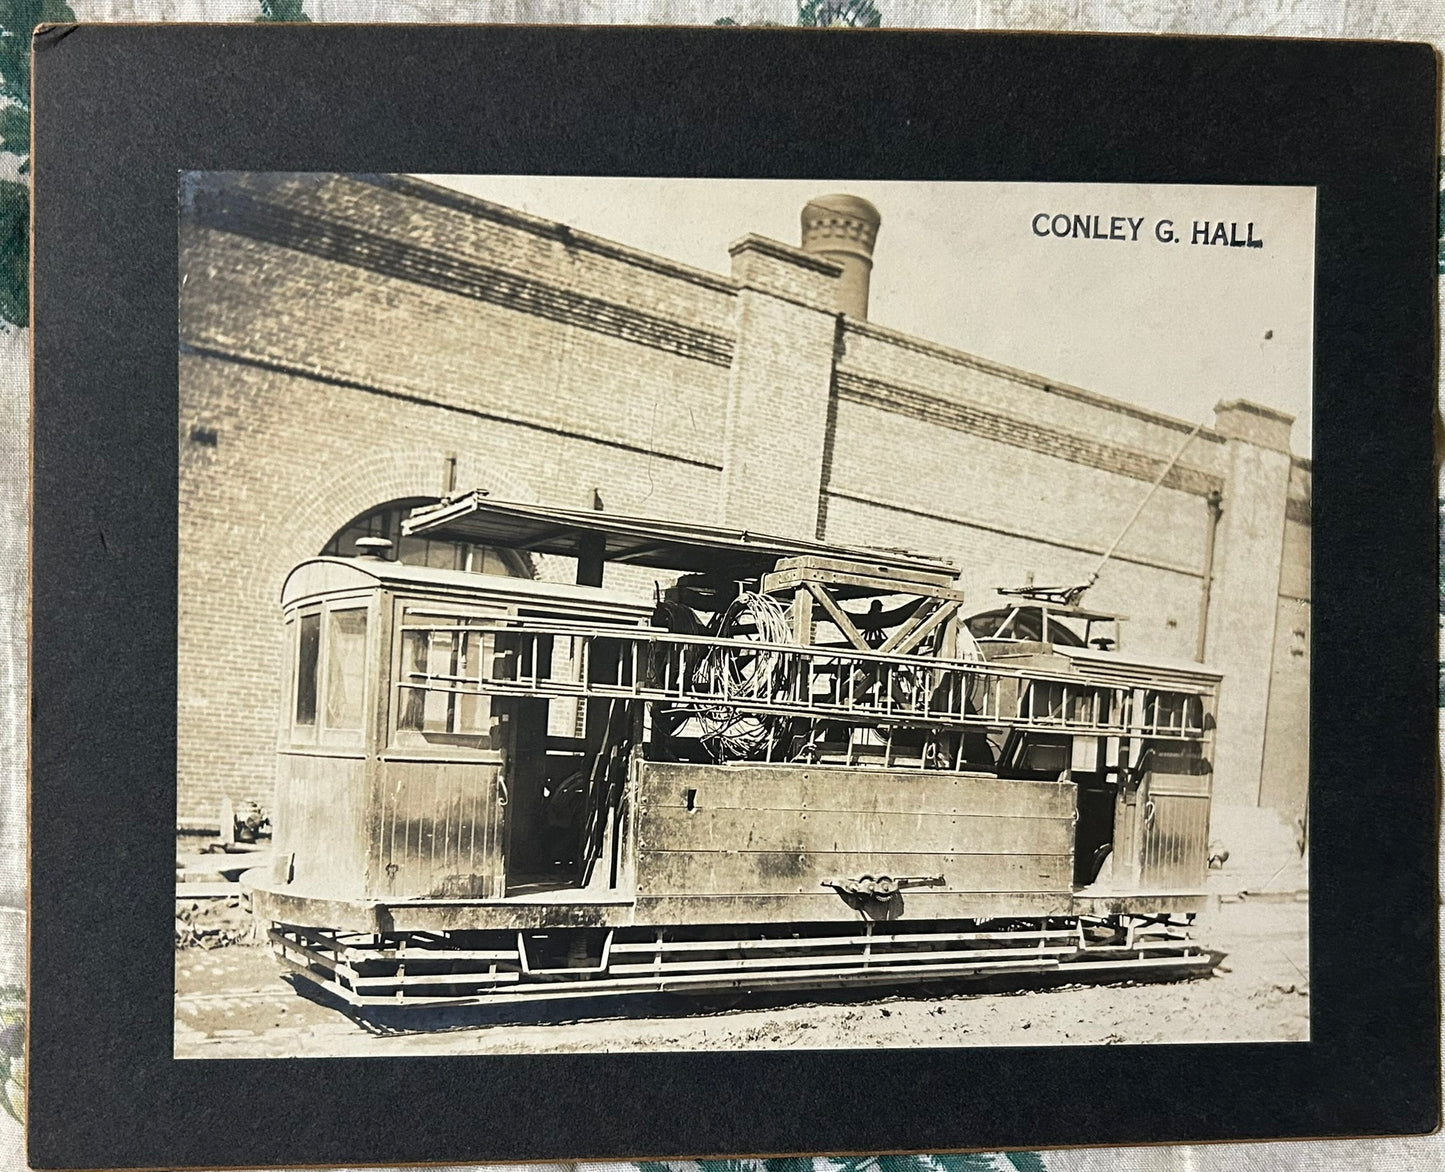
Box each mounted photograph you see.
[174,172,1315,1058]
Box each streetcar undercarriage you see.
[269,915,1220,1010]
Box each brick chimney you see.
[800,194,881,319]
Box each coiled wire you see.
[692,591,794,759]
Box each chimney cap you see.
[800,194,881,319]
[802,193,882,225]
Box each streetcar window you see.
[324,608,368,731]
[396,621,491,741]
[1023,680,1067,721]
[295,612,321,728]
[1019,740,1069,774]
[398,629,449,733]
[1144,691,1203,735]
[1068,688,1107,726]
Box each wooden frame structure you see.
[761,554,968,656]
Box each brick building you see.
[178,172,1310,858]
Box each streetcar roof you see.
[1053,643,1224,686]
[280,556,651,616]
[400,491,957,579]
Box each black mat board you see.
[27,24,1442,1171]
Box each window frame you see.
[283,592,375,751]
[289,606,323,745]
[385,598,507,758]
[278,613,297,749]
[319,603,372,746]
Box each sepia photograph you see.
[173,172,1315,1058]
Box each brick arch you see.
[274,448,548,559]
[321,495,437,551]
[226,450,441,616]
[277,449,443,559]
[244,450,549,610]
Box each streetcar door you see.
[1113,690,1211,890]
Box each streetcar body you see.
[248,496,1222,1008]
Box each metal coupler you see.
[821,874,946,900]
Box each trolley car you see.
[247,494,1223,1009]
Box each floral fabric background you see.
[2,0,1441,1169]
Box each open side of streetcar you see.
[246,494,1223,1009]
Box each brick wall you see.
[177,173,1309,826]
[841,320,1233,478]
[179,345,720,818]
[181,227,728,475]
[1259,594,1310,817]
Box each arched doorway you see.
[321,498,534,577]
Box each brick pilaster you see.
[1205,399,1295,807]
[718,235,842,540]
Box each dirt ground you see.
[173,897,1308,1058]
